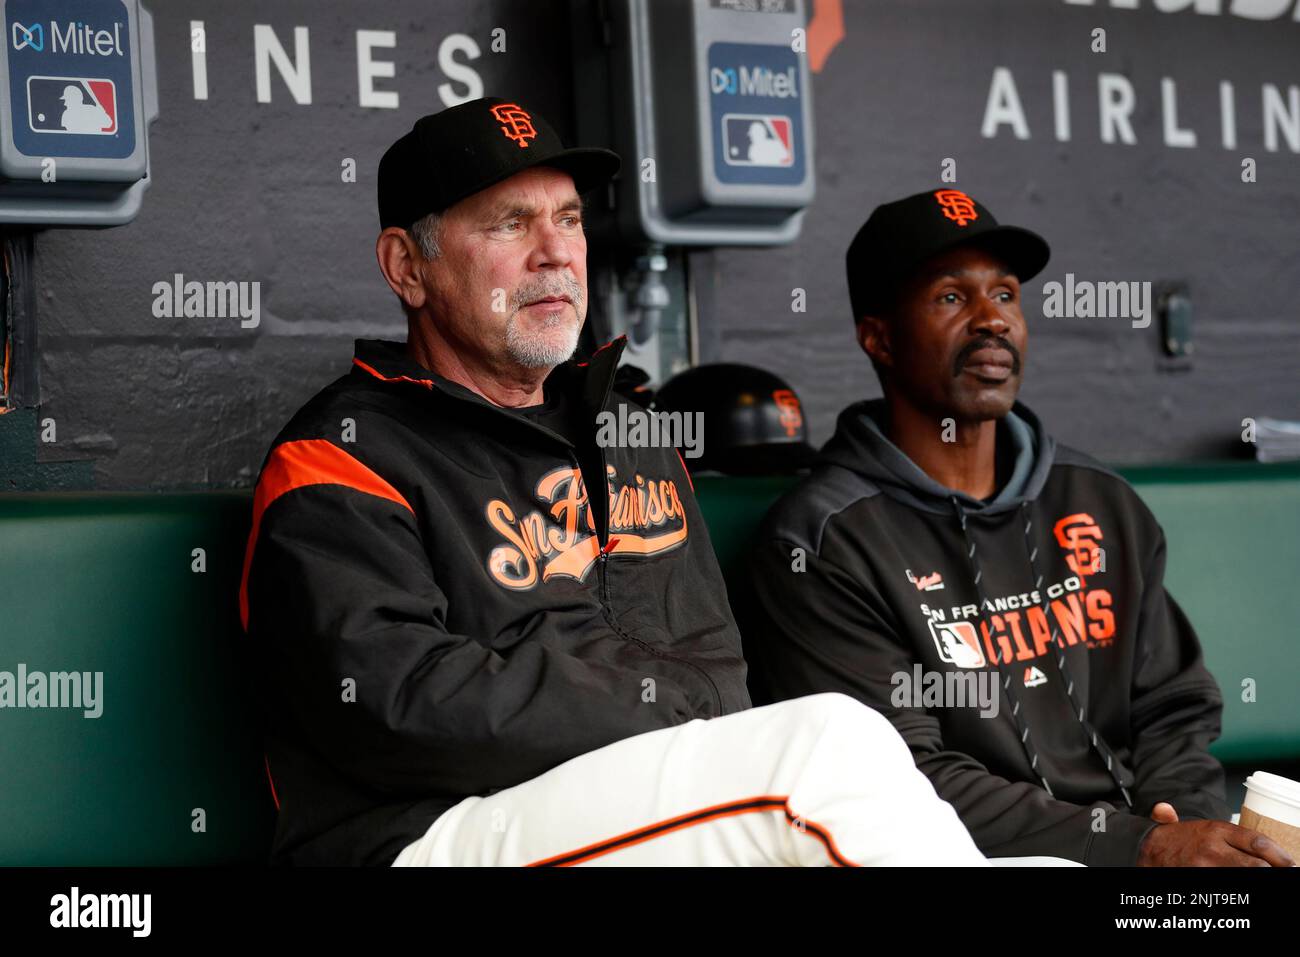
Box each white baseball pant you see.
[390,691,992,867]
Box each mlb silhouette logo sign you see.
[721,113,793,167]
[3,0,139,165]
[707,41,808,188]
[26,76,117,134]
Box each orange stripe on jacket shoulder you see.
[239,439,414,631]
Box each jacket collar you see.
[350,335,629,414]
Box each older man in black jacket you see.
[241,99,986,867]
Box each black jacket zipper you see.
[584,436,725,717]
[596,548,725,717]
[365,346,727,717]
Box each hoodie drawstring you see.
[949,496,1135,809]
[1016,501,1134,809]
[949,496,1055,797]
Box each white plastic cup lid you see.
[1244,771,1300,807]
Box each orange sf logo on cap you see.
[773,389,803,437]
[934,189,978,227]
[490,102,538,149]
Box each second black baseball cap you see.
[377,97,621,231]
[845,189,1050,324]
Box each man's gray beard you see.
[504,309,581,369]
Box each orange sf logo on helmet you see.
[934,189,979,227]
[1054,513,1104,579]
[490,102,538,149]
[772,389,803,438]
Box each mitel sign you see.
[11,17,126,55]
[0,0,157,225]
[4,0,136,158]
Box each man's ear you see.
[856,313,893,371]
[375,227,428,310]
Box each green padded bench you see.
[0,492,273,866]
[1,462,1297,865]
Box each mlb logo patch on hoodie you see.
[928,619,985,669]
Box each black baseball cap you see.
[845,189,1050,324]
[377,96,621,231]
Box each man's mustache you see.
[952,336,1021,378]
[512,275,585,312]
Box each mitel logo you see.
[709,64,799,98]
[711,67,738,94]
[11,19,125,56]
[11,21,43,51]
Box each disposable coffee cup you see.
[1239,771,1300,860]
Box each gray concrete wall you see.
[702,0,1300,462]
[9,0,1299,489]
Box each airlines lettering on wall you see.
[979,0,1300,153]
[1063,0,1300,20]
[186,22,486,108]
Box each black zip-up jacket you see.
[241,336,751,866]
[745,398,1229,866]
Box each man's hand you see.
[1137,802,1295,867]
[1150,801,1180,826]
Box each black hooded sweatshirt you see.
[745,398,1230,865]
